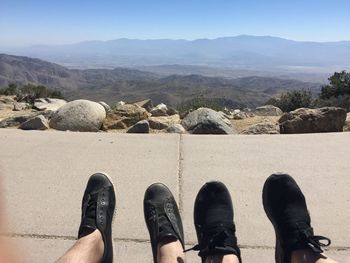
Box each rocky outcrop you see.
[279,107,347,134]
[33,98,67,111]
[240,122,279,135]
[49,100,106,132]
[181,107,234,134]
[127,120,150,133]
[255,105,283,116]
[19,115,49,130]
[103,104,149,129]
[166,124,186,134]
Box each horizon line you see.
[2,34,350,48]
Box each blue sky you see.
[1,0,350,46]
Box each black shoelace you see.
[298,226,331,253]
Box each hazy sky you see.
[1,0,350,46]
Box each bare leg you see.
[55,230,104,263]
[158,239,186,263]
[204,254,240,263]
[291,250,338,263]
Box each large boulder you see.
[19,115,49,130]
[279,107,347,134]
[127,120,150,133]
[49,100,106,132]
[240,122,280,135]
[181,107,234,134]
[103,104,149,129]
[255,105,283,116]
[33,98,67,111]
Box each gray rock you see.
[116,101,125,107]
[166,107,178,116]
[127,120,150,133]
[166,124,186,134]
[13,102,29,111]
[150,103,168,117]
[49,100,106,132]
[148,115,180,130]
[135,99,154,112]
[181,107,234,134]
[279,107,347,134]
[255,105,283,116]
[0,115,34,128]
[148,119,169,130]
[240,122,280,135]
[98,101,111,112]
[19,115,49,130]
[103,104,149,129]
[33,98,67,111]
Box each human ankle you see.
[291,249,338,263]
[205,254,240,263]
[79,230,104,259]
[158,240,185,262]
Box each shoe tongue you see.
[79,192,98,238]
[158,214,177,243]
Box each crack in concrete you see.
[177,134,184,214]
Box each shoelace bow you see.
[184,228,233,253]
[299,227,331,253]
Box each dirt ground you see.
[232,116,280,133]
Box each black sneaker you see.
[78,173,116,263]
[263,173,331,263]
[187,181,241,263]
[144,183,185,263]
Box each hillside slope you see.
[0,54,321,107]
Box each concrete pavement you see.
[0,129,349,262]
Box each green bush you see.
[176,97,228,113]
[265,89,313,112]
[320,71,350,99]
[0,83,64,103]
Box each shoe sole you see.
[94,171,117,263]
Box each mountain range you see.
[1,36,350,75]
[0,54,321,108]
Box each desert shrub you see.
[317,71,350,111]
[0,84,64,103]
[176,98,225,113]
[265,89,313,112]
[315,94,350,111]
[0,83,18,95]
[319,71,350,99]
